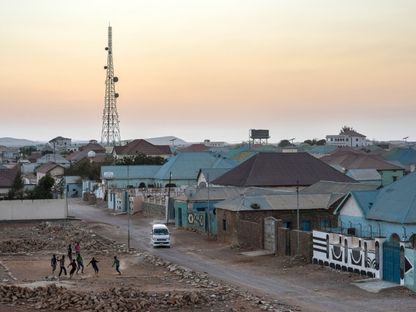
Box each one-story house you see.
[212,152,356,190]
[0,167,18,199]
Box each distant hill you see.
[145,136,188,146]
[0,137,41,147]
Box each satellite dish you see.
[113,77,119,82]
[105,47,108,50]
[87,151,96,159]
[115,93,119,98]
[104,66,107,69]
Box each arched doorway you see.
[383,233,401,283]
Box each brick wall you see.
[277,227,290,256]
[237,220,263,249]
[216,209,238,244]
[289,230,313,259]
[217,208,322,260]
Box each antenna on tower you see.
[101,25,121,147]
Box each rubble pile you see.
[136,252,296,311]
[0,221,297,311]
[0,222,128,255]
[0,284,226,311]
[0,239,48,253]
[0,283,294,312]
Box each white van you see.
[151,224,171,248]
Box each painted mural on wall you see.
[187,212,204,227]
[404,248,416,291]
[312,230,381,279]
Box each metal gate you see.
[383,240,400,283]
[264,217,277,253]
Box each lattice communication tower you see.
[101,25,121,147]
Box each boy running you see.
[87,257,99,275]
[67,259,77,279]
[58,255,67,277]
[50,254,57,274]
[112,256,121,275]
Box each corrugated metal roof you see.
[36,162,64,174]
[154,152,236,180]
[64,176,82,184]
[37,154,70,165]
[176,186,288,201]
[300,180,378,194]
[215,193,333,212]
[308,145,338,155]
[212,152,356,187]
[366,172,416,223]
[346,169,381,181]
[351,190,379,216]
[198,168,232,182]
[384,147,416,166]
[100,165,162,179]
[0,167,18,188]
[114,139,171,156]
[321,150,403,171]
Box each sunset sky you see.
[1,0,416,143]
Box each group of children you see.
[50,242,121,279]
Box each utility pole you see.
[296,179,300,256]
[166,172,172,224]
[101,25,121,147]
[127,165,131,250]
[207,173,210,236]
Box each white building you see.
[49,136,74,152]
[326,130,368,147]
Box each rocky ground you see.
[0,220,297,311]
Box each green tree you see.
[278,139,293,147]
[8,170,24,199]
[340,126,354,134]
[64,158,112,180]
[19,146,37,157]
[117,153,166,165]
[303,139,326,146]
[27,174,55,199]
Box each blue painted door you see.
[383,240,400,283]
[302,220,311,231]
[177,208,183,227]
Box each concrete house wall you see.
[379,169,405,186]
[174,200,218,235]
[338,195,416,240]
[37,166,65,183]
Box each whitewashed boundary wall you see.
[0,199,67,220]
[312,230,382,279]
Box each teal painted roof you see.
[101,165,162,179]
[384,147,416,166]
[308,145,338,155]
[366,172,416,223]
[154,152,236,180]
[350,190,379,216]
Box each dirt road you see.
[70,199,416,312]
